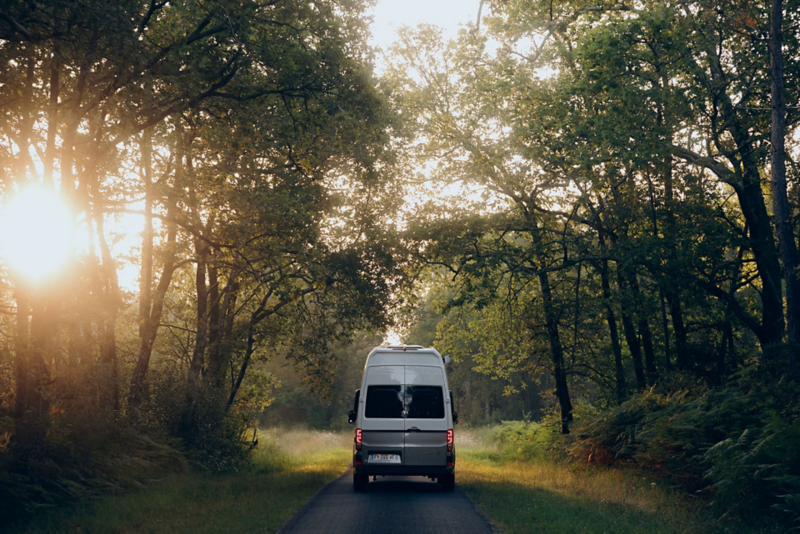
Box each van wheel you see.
[353,472,368,491]
[440,474,455,492]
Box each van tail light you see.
[355,428,363,451]
[446,429,454,452]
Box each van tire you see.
[353,472,368,491]
[440,474,455,492]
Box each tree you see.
[769,0,800,366]
[388,0,800,423]
[0,0,406,496]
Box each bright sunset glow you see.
[0,187,74,282]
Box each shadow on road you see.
[278,470,494,533]
[361,476,443,493]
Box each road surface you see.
[278,468,497,533]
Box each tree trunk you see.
[13,288,52,473]
[659,289,671,371]
[207,270,238,389]
[597,230,626,403]
[181,240,210,432]
[616,268,646,390]
[665,288,689,369]
[43,52,59,188]
[657,141,691,370]
[139,129,154,339]
[129,216,178,414]
[206,260,220,368]
[626,271,657,384]
[227,327,255,411]
[129,130,186,416]
[770,0,800,366]
[17,51,38,181]
[706,45,785,348]
[645,170,673,372]
[139,128,153,338]
[537,268,573,433]
[600,258,626,404]
[717,318,733,384]
[97,209,121,412]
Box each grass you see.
[15,425,783,533]
[16,428,351,533]
[455,427,781,534]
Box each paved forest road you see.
[278,468,496,534]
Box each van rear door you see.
[362,365,405,466]
[403,366,448,466]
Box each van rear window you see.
[365,385,403,418]
[406,386,444,419]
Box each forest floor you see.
[14,427,782,533]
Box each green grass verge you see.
[16,429,351,534]
[456,429,781,534]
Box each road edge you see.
[456,484,505,534]
[276,465,352,534]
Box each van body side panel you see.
[361,366,405,466]
[404,366,448,466]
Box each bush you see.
[0,422,186,525]
[565,378,800,525]
[493,402,598,461]
[181,405,254,474]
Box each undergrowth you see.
[491,375,800,529]
[13,428,350,533]
[0,400,255,527]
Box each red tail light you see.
[355,428,362,450]
[446,429,454,452]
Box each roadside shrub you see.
[566,377,800,524]
[493,420,556,460]
[181,405,253,474]
[0,421,186,525]
[493,402,598,461]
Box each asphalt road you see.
[277,468,497,534]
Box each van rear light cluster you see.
[446,429,454,452]
[355,428,363,451]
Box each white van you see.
[348,345,458,491]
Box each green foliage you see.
[0,424,186,525]
[492,402,600,461]
[180,402,253,474]
[492,420,562,461]
[14,429,350,533]
[459,430,724,534]
[564,379,800,524]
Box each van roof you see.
[366,346,444,367]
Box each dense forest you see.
[1,0,799,527]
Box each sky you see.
[369,0,482,52]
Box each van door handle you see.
[407,427,420,432]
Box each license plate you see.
[369,453,400,463]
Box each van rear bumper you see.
[353,464,455,477]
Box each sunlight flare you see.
[0,187,74,282]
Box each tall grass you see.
[14,429,351,534]
[455,426,780,534]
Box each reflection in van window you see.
[406,386,444,419]
[365,385,403,418]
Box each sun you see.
[0,187,74,282]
